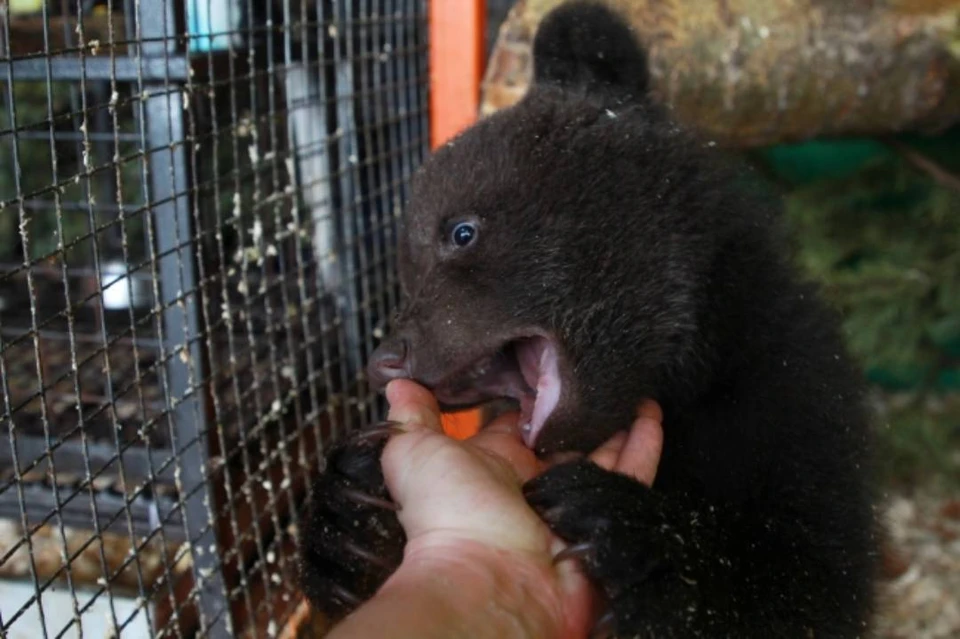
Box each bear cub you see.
[298,2,878,637]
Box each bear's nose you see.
[367,339,410,390]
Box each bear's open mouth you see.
[431,335,561,448]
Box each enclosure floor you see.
[0,578,152,639]
[876,486,960,639]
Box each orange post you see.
[429,0,486,149]
[430,0,486,439]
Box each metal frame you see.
[137,0,232,633]
[0,0,230,634]
[6,57,189,83]
[0,1,433,636]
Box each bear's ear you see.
[531,1,650,104]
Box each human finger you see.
[613,400,663,486]
[467,412,540,483]
[385,379,443,433]
[587,430,629,471]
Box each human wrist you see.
[328,538,569,639]
[402,538,568,639]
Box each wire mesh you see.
[0,0,428,636]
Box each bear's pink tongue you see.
[515,336,561,448]
[430,335,562,449]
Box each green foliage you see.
[778,148,960,484]
[873,392,960,487]
[783,154,960,389]
[0,80,147,264]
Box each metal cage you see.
[0,0,428,636]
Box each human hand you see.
[328,379,663,639]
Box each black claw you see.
[589,611,616,639]
[343,539,395,571]
[330,583,362,608]
[355,421,405,443]
[342,486,401,512]
[552,541,594,565]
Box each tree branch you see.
[883,139,960,194]
[481,0,960,148]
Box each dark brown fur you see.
[299,2,879,636]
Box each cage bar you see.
[0,0,431,635]
[428,0,485,148]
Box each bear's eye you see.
[451,222,477,247]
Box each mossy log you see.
[481,0,960,147]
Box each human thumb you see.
[385,379,443,433]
